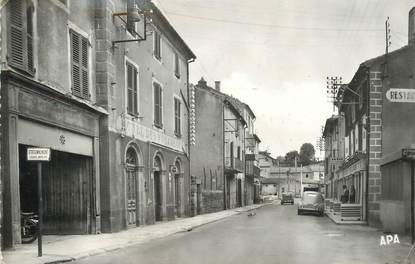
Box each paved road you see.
[73,203,413,264]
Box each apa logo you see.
[380,234,400,246]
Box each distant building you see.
[322,115,345,199]
[190,78,248,213]
[258,151,277,178]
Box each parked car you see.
[297,191,324,216]
[281,192,294,205]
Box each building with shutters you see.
[1,0,105,248]
[322,115,345,200]
[96,0,196,232]
[190,78,248,214]
[0,0,195,248]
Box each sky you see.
[153,0,415,159]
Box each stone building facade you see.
[0,0,195,248]
[95,0,196,231]
[190,78,248,214]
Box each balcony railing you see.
[225,157,244,173]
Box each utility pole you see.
[294,157,297,195]
[326,76,342,113]
[300,164,303,198]
[384,17,391,77]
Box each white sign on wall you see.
[27,148,51,161]
[386,88,415,103]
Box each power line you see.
[165,11,385,32]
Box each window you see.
[126,62,138,116]
[153,81,163,128]
[237,146,241,160]
[174,52,180,78]
[153,31,161,60]
[174,97,181,136]
[70,30,89,99]
[9,0,34,75]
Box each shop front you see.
[2,74,102,247]
[103,116,190,231]
[336,156,367,220]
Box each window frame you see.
[153,30,162,62]
[8,0,36,76]
[174,51,180,78]
[173,96,181,137]
[153,79,163,129]
[125,57,140,117]
[69,27,90,100]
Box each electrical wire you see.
[164,11,384,32]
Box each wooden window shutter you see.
[133,67,138,114]
[26,4,34,73]
[9,0,34,75]
[127,63,133,114]
[174,98,181,135]
[70,30,89,100]
[126,63,138,115]
[154,83,159,126]
[154,83,162,127]
[9,0,25,70]
[71,31,82,97]
[81,37,89,99]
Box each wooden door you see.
[154,171,162,221]
[174,175,180,217]
[44,151,92,234]
[126,167,138,227]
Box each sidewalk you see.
[325,210,368,225]
[1,203,268,264]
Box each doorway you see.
[174,160,181,217]
[153,155,163,222]
[125,147,139,227]
[237,179,242,207]
[19,144,93,235]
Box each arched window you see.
[126,147,138,166]
[175,159,181,174]
[153,155,162,171]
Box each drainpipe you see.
[365,67,370,223]
[186,58,194,216]
[411,160,414,244]
[223,101,227,210]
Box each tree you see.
[285,151,299,166]
[276,156,285,163]
[299,143,315,166]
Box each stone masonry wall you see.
[368,70,383,227]
[201,190,224,214]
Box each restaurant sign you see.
[386,88,415,103]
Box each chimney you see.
[409,7,415,45]
[215,81,221,91]
[197,77,207,87]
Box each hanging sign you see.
[386,88,415,103]
[27,148,51,161]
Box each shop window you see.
[153,81,163,128]
[70,30,90,99]
[9,0,35,75]
[126,62,138,116]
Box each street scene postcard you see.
[2,0,415,263]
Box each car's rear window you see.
[303,193,322,203]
